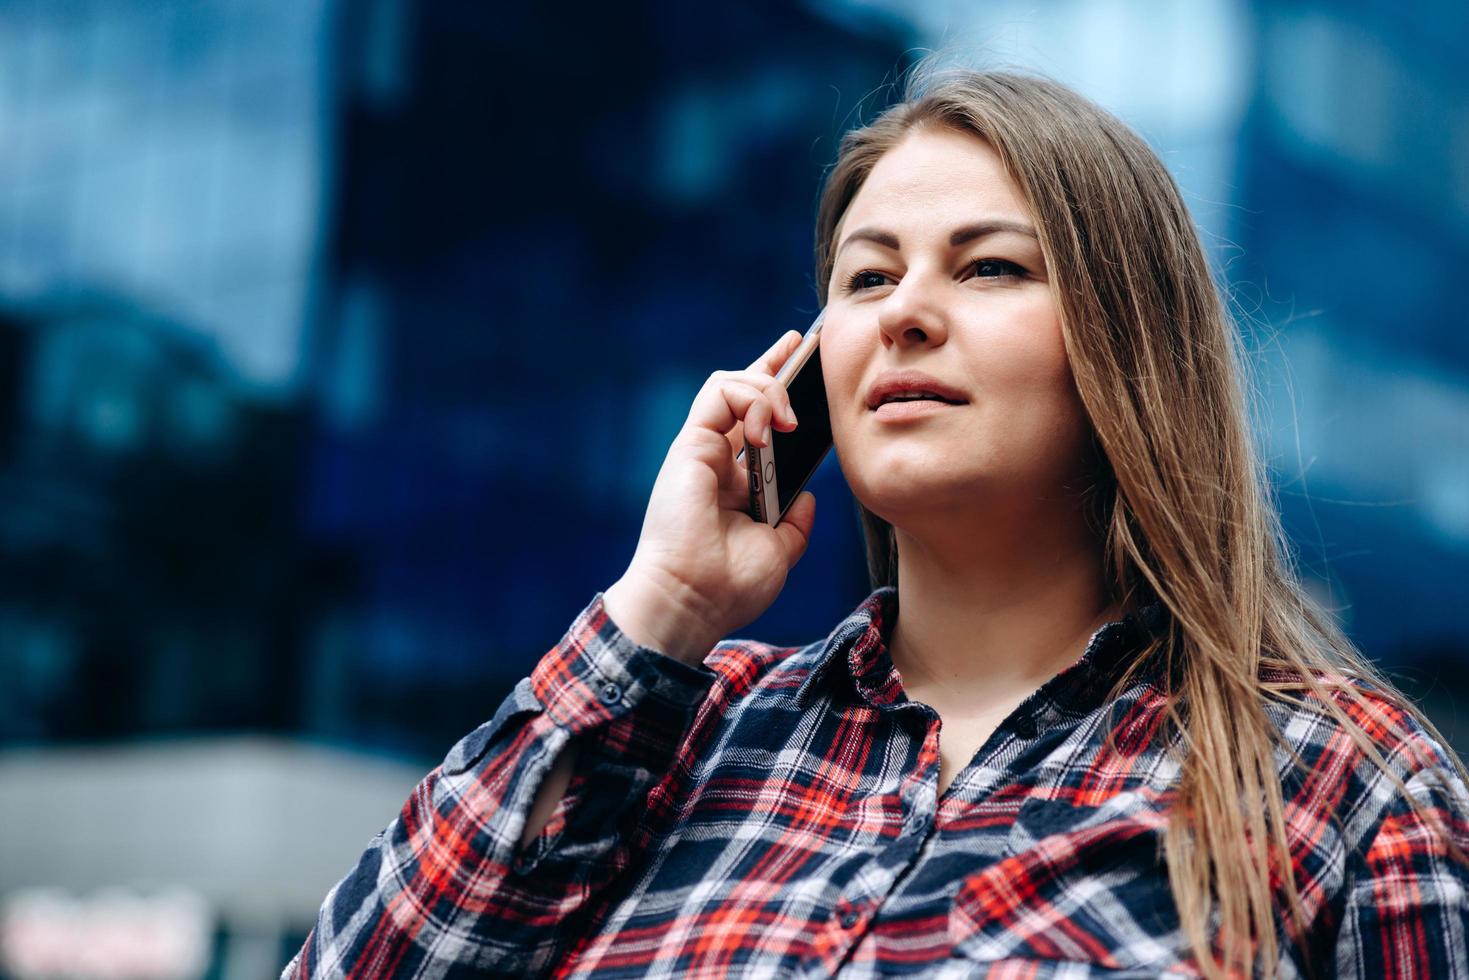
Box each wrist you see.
[603,574,720,668]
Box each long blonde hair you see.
[814,61,1469,976]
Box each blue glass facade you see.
[0,0,1463,789]
[1238,2,1469,666]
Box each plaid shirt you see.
[285,587,1469,978]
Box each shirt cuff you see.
[531,591,717,734]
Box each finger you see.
[716,374,797,456]
[720,369,797,424]
[734,389,777,448]
[689,369,794,436]
[746,330,803,376]
[686,376,760,448]
[773,491,816,566]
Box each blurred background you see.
[0,0,1465,976]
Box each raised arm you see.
[284,330,819,978]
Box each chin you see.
[846,472,981,527]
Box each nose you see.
[875,271,949,349]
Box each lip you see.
[872,399,961,423]
[865,369,970,411]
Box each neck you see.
[886,495,1121,716]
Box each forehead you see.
[840,126,1033,233]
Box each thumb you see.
[774,491,816,567]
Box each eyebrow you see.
[835,220,1039,258]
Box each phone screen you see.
[770,344,832,517]
[745,314,833,526]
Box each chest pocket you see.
[947,792,1192,973]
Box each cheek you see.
[1037,378,1094,474]
[817,325,864,408]
[982,310,1093,457]
[821,362,857,453]
[984,304,1073,394]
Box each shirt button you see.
[597,681,622,705]
[839,908,861,929]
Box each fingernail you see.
[784,406,798,426]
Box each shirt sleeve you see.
[1333,732,1469,978]
[282,591,719,979]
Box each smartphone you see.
[741,310,833,526]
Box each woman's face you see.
[821,125,1094,531]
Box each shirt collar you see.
[794,587,1165,715]
[795,587,902,709]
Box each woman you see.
[285,65,1469,978]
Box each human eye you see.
[965,258,1026,280]
[841,269,891,293]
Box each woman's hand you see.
[603,331,818,667]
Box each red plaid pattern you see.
[285,587,1469,978]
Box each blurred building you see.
[0,0,337,747]
[1239,2,1469,678]
[0,0,330,393]
[298,0,903,757]
[0,299,313,743]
